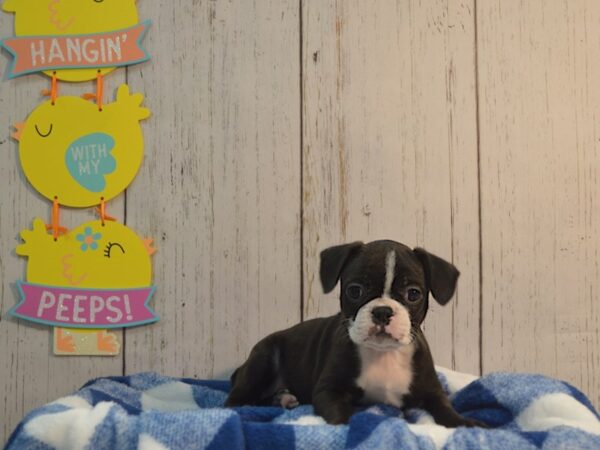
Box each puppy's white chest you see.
[356,345,414,408]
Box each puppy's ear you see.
[413,248,459,305]
[320,242,363,293]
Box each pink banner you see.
[10,282,158,328]
[1,20,151,78]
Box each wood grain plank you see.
[123,0,301,379]
[478,0,600,407]
[0,12,126,441]
[302,0,479,372]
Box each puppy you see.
[225,240,483,427]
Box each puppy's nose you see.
[371,306,394,325]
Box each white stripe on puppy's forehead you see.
[383,250,396,297]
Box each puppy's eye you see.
[345,283,364,300]
[406,287,422,302]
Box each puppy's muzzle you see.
[371,306,393,325]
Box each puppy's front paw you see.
[322,409,352,425]
[432,411,489,428]
[314,399,353,424]
[273,389,299,409]
[313,388,359,424]
[224,390,249,407]
[455,417,489,428]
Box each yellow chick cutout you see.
[14,84,150,207]
[17,219,157,355]
[3,1,156,355]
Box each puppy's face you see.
[320,240,459,351]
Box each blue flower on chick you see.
[76,227,102,251]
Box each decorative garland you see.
[2,1,157,356]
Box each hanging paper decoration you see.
[10,218,158,354]
[3,1,157,356]
[14,84,150,207]
[1,0,150,81]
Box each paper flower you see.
[76,227,101,251]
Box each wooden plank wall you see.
[1,0,599,443]
[478,0,600,409]
[123,0,301,381]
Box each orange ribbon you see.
[95,197,116,226]
[46,196,67,240]
[82,71,104,111]
[41,72,58,105]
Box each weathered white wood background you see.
[1,0,599,442]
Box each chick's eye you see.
[93,0,104,3]
[104,242,125,258]
[345,283,364,300]
[35,123,53,138]
[406,287,422,302]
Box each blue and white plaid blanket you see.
[6,367,600,449]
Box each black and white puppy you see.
[226,240,483,427]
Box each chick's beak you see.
[12,122,25,141]
[142,238,157,256]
